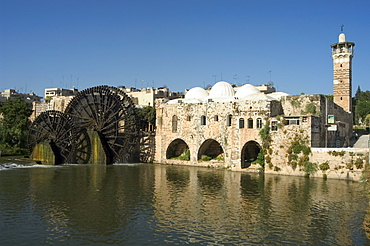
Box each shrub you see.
[274,166,281,172]
[201,155,212,161]
[355,158,364,169]
[319,162,330,171]
[304,162,318,176]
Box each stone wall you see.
[155,100,276,167]
[155,93,359,180]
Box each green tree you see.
[0,98,33,155]
[356,100,370,124]
[353,88,370,125]
[365,114,370,126]
[136,106,156,131]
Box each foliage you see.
[290,99,301,108]
[355,158,364,169]
[136,106,156,131]
[171,149,190,161]
[325,94,334,101]
[328,150,345,157]
[319,162,330,171]
[303,162,318,176]
[200,155,212,161]
[252,150,265,169]
[213,156,225,161]
[353,87,370,125]
[301,103,316,115]
[273,166,281,172]
[287,134,312,172]
[356,101,370,124]
[257,122,272,170]
[0,98,33,155]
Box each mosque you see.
[154,32,355,172]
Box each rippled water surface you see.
[0,163,369,245]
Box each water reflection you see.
[0,163,369,245]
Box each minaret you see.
[331,31,355,112]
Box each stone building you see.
[44,87,79,99]
[0,89,42,103]
[119,86,184,107]
[154,32,362,178]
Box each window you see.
[285,117,300,125]
[256,118,263,129]
[239,118,245,128]
[248,118,253,129]
[302,116,308,123]
[187,115,192,121]
[201,115,206,125]
[271,120,278,131]
[172,115,178,132]
[214,115,219,121]
[227,114,232,127]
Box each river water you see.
[0,162,369,245]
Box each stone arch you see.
[198,139,224,160]
[166,138,190,160]
[241,140,261,168]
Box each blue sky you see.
[1,0,369,98]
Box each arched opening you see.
[248,118,253,128]
[166,139,190,160]
[198,139,224,161]
[239,118,245,128]
[172,115,178,132]
[256,118,263,129]
[201,115,206,125]
[241,141,261,168]
[227,114,232,127]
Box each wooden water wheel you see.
[64,85,138,164]
[28,110,77,164]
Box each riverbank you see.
[0,155,34,165]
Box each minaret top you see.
[339,33,346,43]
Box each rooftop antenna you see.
[212,75,218,82]
[268,70,272,81]
[245,75,250,83]
[77,77,79,89]
[341,24,344,32]
[233,74,238,85]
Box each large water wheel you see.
[64,85,138,164]
[28,110,77,164]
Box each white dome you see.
[339,33,346,43]
[185,87,208,100]
[269,92,290,100]
[235,84,260,98]
[209,81,235,98]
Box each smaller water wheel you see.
[28,110,77,164]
